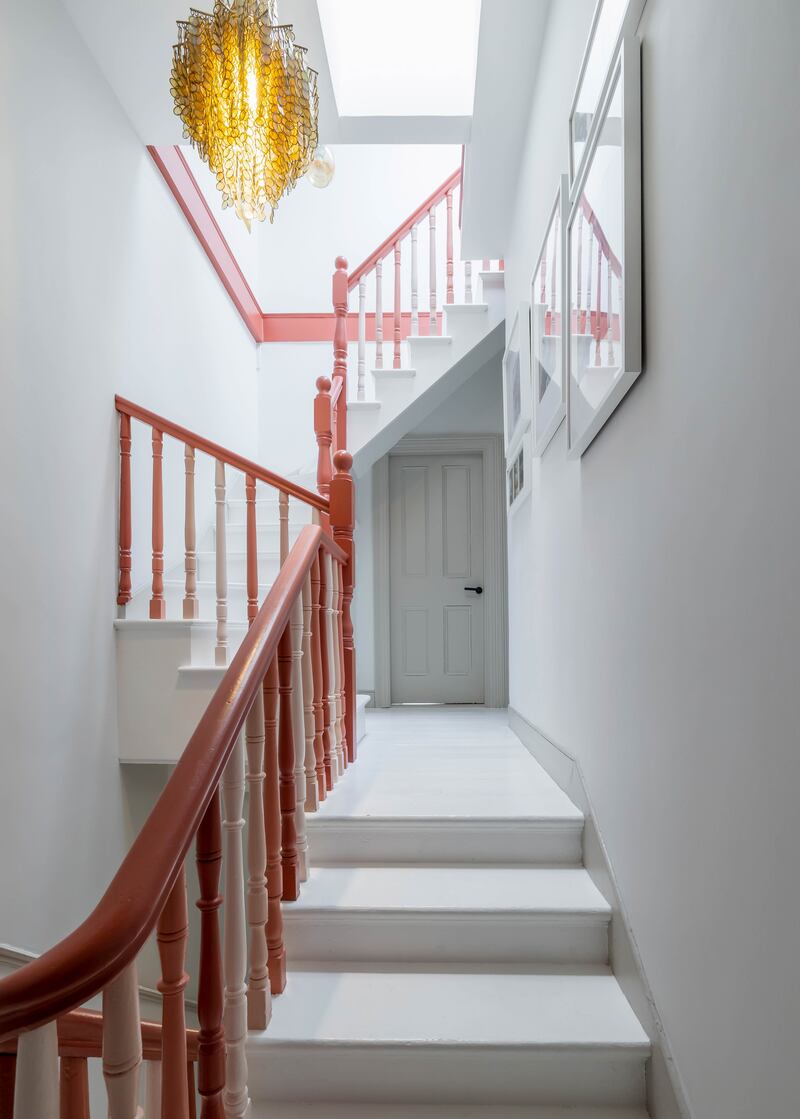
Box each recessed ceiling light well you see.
[317,0,481,118]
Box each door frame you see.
[373,434,508,708]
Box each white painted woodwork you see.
[389,454,485,703]
[12,1020,59,1119]
[357,277,367,401]
[245,688,271,1030]
[428,207,437,333]
[144,1062,162,1118]
[301,573,319,812]
[214,459,228,666]
[375,258,384,369]
[410,224,419,336]
[102,962,143,1119]
[290,594,309,881]
[183,445,199,619]
[279,492,289,567]
[464,259,473,304]
[222,732,251,1119]
[330,560,345,777]
[324,554,342,781]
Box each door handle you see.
[464,585,483,595]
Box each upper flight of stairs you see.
[245,706,651,1117]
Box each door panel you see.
[389,454,485,704]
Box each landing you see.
[316,705,581,821]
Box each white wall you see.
[504,2,800,1117]
[0,0,258,953]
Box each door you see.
[389,454,485,703]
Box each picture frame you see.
[506,429,532,514]
[566,36,642,458]
[530,175,569,456]
[502,303,532,454]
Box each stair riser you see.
[246,1047,647,1107]
[208,523,306,551]
[225,501,314,528]
[283,914,608,966]
[124,580,265,625]
[197,551,281,584]
[305,822,583,867]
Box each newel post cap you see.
[316,375,332,393]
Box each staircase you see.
[247,706,650,1117]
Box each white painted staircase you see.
[245,706,650,1117]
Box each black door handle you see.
[464,585,483,594]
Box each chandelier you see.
[170,0,319,224]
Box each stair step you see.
[283,866,610,965]
[407,335,453,346]
[349,400,381,411]
[252,1108,649,1119]
[444,302,489,316]
[246,971,649,1106]
[372,367,417,377]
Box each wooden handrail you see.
[0,1009,199,1062]
[115,395,328,513]
[0,525,345,1043]
[347,168,461,289]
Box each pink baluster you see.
[246,475,258,626]
[586,222,594,336]
[393,241,402,369]
[332,257,349,450]
[446,190,454,304]
[595,244,603,366]
[375,259,384,369]
[576,209,584,337]
[429,207,437,335]
[607,258,616,366]
[150,428,166,620]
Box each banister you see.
[115,395,328,513]
[347,168,461,289]
[0,525,346,1043]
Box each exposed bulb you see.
[307,145,335,188]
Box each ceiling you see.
[61,0,550,254]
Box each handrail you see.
[579,195,622,278]
[0,524,345,1043]
[347,168,461,289]
[115,395,328,513]
[0,1008,200,1061]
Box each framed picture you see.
[566,36,641,459]
[530,175,568,456]
[502,303,532,454]
[568,0,644,187]
[506,429,532,514]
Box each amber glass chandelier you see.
[171,0,318,224]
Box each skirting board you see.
[508,709,692,1119]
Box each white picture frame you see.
[530,175,569,456]
[566,35,641,459]
[506,429,532,514]
[502,303,532,454]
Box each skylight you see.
[316,0,481,117]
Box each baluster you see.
[279,492,289,568]
[263,659,286,992]
[102,962,142,1119]
[318,556,334,791]
[332,559,347,774]
[309,557,327,801]
[314,377,333,519]
[322,554,339,782]
[446,190,454,304]
[150,428,166,620]
[357,277,366,401]
[290,595,309,880]
[393,241,402,368]
[464,259,473,305]
[182,446,199,619]
[246,475,257,625]
[595,244,603,366]
[278,624,300,899]
[586,223,594,336]
[482,258,490,270]
[156,867,189,1119]
[144,1063,162,1119]
[410,224,419,336]
[428,207,437,334]
[550,208,559,335]
[13,1021,58,1118]
[59,1057,90,1119]
[539,249,546,306]
[331,452,356,762]
[375,258,384,369]
[117,412,132,614]
[607,260,616,366]
[196,789,225,1118]
[244,685,270,1030]
[214,461,227,666]
[301,573,319,812]
[576,209,584,338]
[187,1064,197,1119]
[222,735,250,1119]
[0,1055,15,1118]
[332,256,349,450]
[499,259,505,270]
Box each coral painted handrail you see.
[347,168,461,289]
[0,525,344,1043]
[115,395,327,513]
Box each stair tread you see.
[250,971,649,1049]
[286,867,609,916]
[252,1108,648,1118]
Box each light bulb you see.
[307,145,335,188]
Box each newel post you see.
[314,376,333,524]
[330,451,356,762]
[332,256,349,452]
